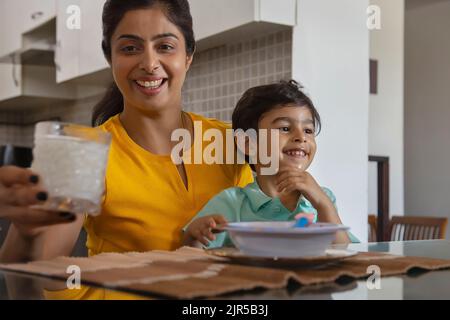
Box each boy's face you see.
[257,105,317,172]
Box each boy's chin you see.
[279,159,310,171]
[255,161,310,175]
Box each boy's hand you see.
[276,166,332,211]
[294,213,316,225]
[276,166,349,244]
[183,214,228,247]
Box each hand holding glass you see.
[31,122,111,216]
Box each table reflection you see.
[1,240,450,300]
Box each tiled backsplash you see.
[183,29,292,121]
[0,124,25,146]
[0,111,25,146]
[0,96,100,147]
[0,29,292,147]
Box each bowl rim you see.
[224,221,350,235]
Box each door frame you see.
[369,156,390,241]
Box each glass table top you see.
[1,240,450,300]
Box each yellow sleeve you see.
[235,164,254,188]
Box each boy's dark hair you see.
[232,79,321,168]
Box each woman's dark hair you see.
[232,80,321,168]
[92,0,196,126]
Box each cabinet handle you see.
[31,11,44,20]
[55,40,61,71]
[10,53,20,87]
[10,54,19,87]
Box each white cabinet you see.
[0,62,77,101]
[0,0,56,58]
[56,0,108,83]
[0,2,23,58]
[55,0,81,83]
[190,0,296,41]
[22,0,56,34]
[0,62,78,110]
[78,0,109,77]
[259,0,297,26]
[0,62,22,101]
[190,0,256,41]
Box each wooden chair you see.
[388,216,448,241]
[368,214,378,242]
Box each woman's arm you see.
[0,216,83,263]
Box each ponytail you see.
[91,82,124,127]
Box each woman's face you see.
[110,7,193,113]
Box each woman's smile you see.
[132,77,168,96]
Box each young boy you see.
[183,80,356,248]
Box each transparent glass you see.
[31,122,111,216]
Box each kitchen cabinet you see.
[0,0,56,58]
[78,0,109,77]
[22,0,56,35]
[0,61,77,110]
[0,2,22,58]
[56,0,108,83]
[190,0,296,48]
[0,62,22,102]
[55,0,81,83]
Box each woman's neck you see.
[256,172,301,212]
[119,104,192,155]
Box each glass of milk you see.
[31,122,111,216]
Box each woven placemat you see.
[2,247,450,299]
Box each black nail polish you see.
[36,192,48,201]
[29,175,39,184]
[59,212,72,218]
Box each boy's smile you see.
[282,146,309,160]
[258,104,317,172]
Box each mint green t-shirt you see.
[184,180,359,248]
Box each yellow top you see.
[84,112,253,256]
[44,285,150,300]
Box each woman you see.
[0,0,252,263]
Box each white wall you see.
[405,0,450,239]
[292,0,370,241]
[368,0,405,217]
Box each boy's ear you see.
[234,132,258,159]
